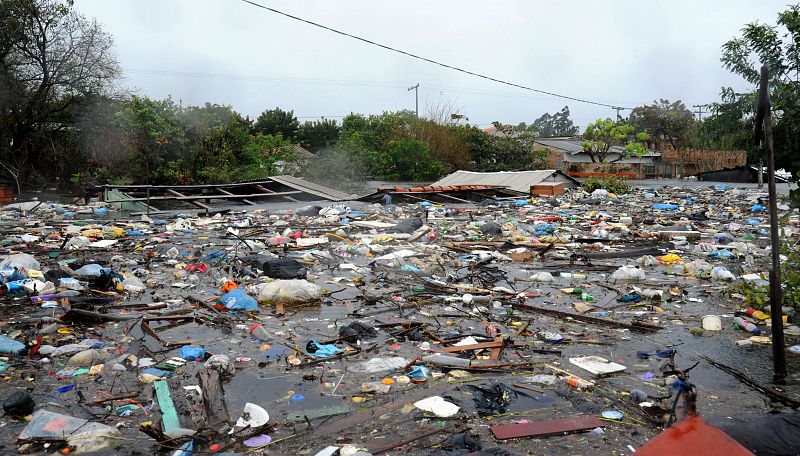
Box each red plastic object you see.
[636,415,753,456]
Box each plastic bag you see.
[685,259,713,278]
[256,279,321,303]
[0,253,39,272]
[637,255,659,267]
[480,222,502,236]
[711,266,735,281]
[611,265,646,282]
[392,218,423,234]
[529,271,554,282]
[72,264,110,277]
[220,289,258,311]
[122,276,146,293]
[0,335,26,355]
[254,258,308,280]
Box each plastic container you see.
[701,315,722,331]
[566,376,594,390]
[249,323,273,341]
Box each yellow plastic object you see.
[658,253,684,265]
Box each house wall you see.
[564,162,647,179]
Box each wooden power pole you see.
[756,65,786,379]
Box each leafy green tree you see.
[0,0,119,188]
[382,139,444,180]
[297,118,340,152]
[718,3,800,176]
[114,96,187,184]
[581,118,649,163]
[528,106,579,137]
[253,107,299,140]
[628,99,696,150]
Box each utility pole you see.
[756,65,786,379]
[692,104,707,122]
[613,106,623,121]
[408,83,419,117]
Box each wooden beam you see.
[217,188,255,205]
[166,189,211,212]
[253,183,299,202]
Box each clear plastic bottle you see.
[733,316,761,335]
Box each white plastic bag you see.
[611,265,646,282]
[711,266,735,281]
[0,253,40,272]
[256,279,321,303]
[122,276,146,293]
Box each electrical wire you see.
[237,0,632,110]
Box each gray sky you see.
[74,0,787,128]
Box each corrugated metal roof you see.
[534,138,661,157]
[431,170,575,193]
[269,175,355,201]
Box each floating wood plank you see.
[490,415,603,440]
[511,302,659,332]
[153,380,180,434]
[287,405,352,422]
[197,369,230,428]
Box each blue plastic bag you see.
[0,335,26,355]
[751,204,765,213]
[652,203,678,211]
[747,217,762,225]
[306,340,341,358]
[179,346,206,361]
[220,289,258,311]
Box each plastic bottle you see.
[733,317,761,335]
[249,324,273,341]
[744,308,770,321]
[566,376,594,390]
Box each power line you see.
[237,0,631,110]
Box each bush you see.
[581,176,631,194]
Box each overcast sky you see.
[74,0,788,128]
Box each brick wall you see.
[660,149,746,175]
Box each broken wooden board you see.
[442,336,504,353]
[569,356,626,377]
[287,405,352,422]
[197,369,230,428]
[153,380,180,434]
[491,415,603,440]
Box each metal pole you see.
[757,65,786,379]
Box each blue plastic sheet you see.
[751,204,765,213]
[0,335,26,355]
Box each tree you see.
[0,0,119,187]
[458,123,547,172]
[297,118,340,152]
[628,99,696,150]
[718,3,800,177]
[581,118,649,163]
[529,106,579,137]
[253,107,299,140]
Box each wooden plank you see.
[217,188,255,205]
[166,189,211,211]
[253,183,299,202]
[442,337,504,353]
[490,415,603,440]
[153,380,180,434]
[197,369,230,428]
